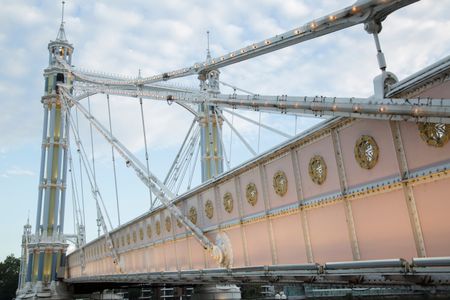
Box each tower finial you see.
[61,1,65,25]
[56,0,68,41]
[206,30,211,60]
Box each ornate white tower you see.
[199,31,224,181]
[17,3,73,298]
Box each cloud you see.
[1,166,35,178]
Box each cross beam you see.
[71,83,450,124]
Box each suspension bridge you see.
[16,0,450,299]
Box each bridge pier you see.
[192,284,241,300]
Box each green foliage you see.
[241,284,262,299]
[0,254,20,300]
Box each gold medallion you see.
[354,135,379,169]
[246,183,258,206]
[273,171,288,196]
[223,192,234,213]
[205,199,214,219]
[419,123,449,147]
[308,155,327,185]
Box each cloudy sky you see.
[0,0,449,260]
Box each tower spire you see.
[56,1,67,41]
[206,30,211,60]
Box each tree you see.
[0,254,20,300]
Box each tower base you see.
[192,284,241,300]
[16,281,71,300]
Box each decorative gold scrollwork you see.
[308,155,327,185]
[155,220,161,235]
[354,135,379,169]
[139,228,144,240]
[165,216,172,232]
[189,206,198,225]
[146,224,152,239]
[273,171,288,196]
[223,192,234,213]
[177,219,183,228]
[205,199,214,219]
[419,123,450,147]
[246,182,258,206]
[132,231,137,243]
[126,234,131,245]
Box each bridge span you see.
[16,0,450,298]
[66,58,450,288]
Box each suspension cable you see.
[87,96,101,237]
[173,125,200,187]
[106,94,121,226]
[75,109,86,226]
[213,108,230,171]
[174,127,200,194]
[167,125,199,192]
[69,108,115,231]
[229,114,234,165]
[139,97,154,210]
[257,111,261,153]
[187,139,201,190]
[164,120,196,185]
[61,92,120,269]
[60,88,219,252]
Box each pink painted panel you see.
[297,136,340,200]
[400,122,450,171]
[200,187,218,228]
[308,203,353,263]
[244,220,272,266]
[239,168,265,216]
[185,196,200,229]
[204,232,218,268]
[175,239,190,270]
[174,200,187,235]
[147,246,156,272]
[339,120,399,188]
[218,179,240,222]
[271,213,308,264]
[160,211,173,239]
[137,248,144,273]
[154,245,166,271]
[414,178,450,257]
[165,242,178,271]
[265,153,297,209]
[352,189,417,260]
[144,217,153,244]
[224,227,246,268]
[417,80,450,99]
[189,236,206,269]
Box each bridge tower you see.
[17,4,73,298]
[199,31,224,181]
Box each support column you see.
[36,105,50,234]
[390,121,426,257]
[25,252,34,283]
[331,128,360,260]
[290,149,314,263]
[37,251,45,283]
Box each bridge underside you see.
[66,53,450,292]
